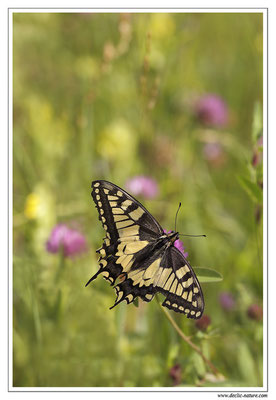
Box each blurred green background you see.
[13,12,263,387]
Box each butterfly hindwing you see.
[158,247,204,319]
[111,246,204,319]
[88,180,205,319]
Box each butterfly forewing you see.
[88,180,162,285]
[91,180,163,237]
[87,180,205,319]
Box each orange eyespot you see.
[118,274,127,282]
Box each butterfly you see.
[86,180,204,319]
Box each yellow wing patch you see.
[143,258,161,280]
[112,208,125,214]
[121,200,133,210]
[129,208,144,221]
[118,225,139,238]
[120,241,149,255]
[116,220,134,229]
[113,215,128,222]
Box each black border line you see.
[8,7,268,9]
[8,7,268,393]
[266,7,269,394]
[7,6,9,394]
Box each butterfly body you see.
[87,180,204,319]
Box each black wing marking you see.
[86,180,163,287]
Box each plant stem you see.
[55,249,66,283]
[155,296,222,378]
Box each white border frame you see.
[8,7,268,393]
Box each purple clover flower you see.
[125,176,159,199]
[169,364,182,386]
[203,142,223,161]
[202,142,226,167]
[195,314,211,331]
[194,94,228,128]
[164,229,188,258]
[252,135,263,167]
[247,304,263,321]
[46,224,87,258]
[252,150,261,167]
[219,292,236,311]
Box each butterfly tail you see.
[85,270,102,287]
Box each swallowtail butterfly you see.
[86,180,204,319]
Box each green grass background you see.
[13,12,263,387]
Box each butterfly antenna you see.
[175,202,206,237]
[175,202,182,232]
[178,234,206,238]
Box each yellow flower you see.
[74,56,99,80]
[150,13,175,39]
[26,96,69,157]
[23,185,56,256]
[97,119,137,162]
[24,184,55,222]
[24,193,41,219]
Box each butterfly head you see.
[166,230,179,245]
